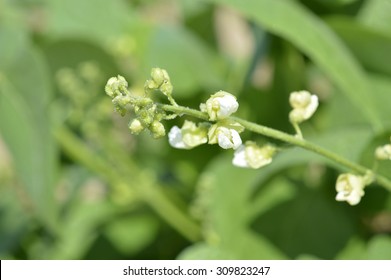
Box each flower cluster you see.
[167,91,275,169]
[105,68,390,207]
[105,73,167,139]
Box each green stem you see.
[54,126,201,242]
[158,104,391,192]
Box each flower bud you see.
[168,121,208,149]
[105,75,128,98]
[233,142,276,169]
[335,173,365,206]
[200,91,239,121]
[128,118,145,135]
[375,144,391,160]
[289,90,318,123]
[150,68,170,87]
[150,120,166,139]
[145,68,173,96]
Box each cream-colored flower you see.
[168,121,208,149]
[375,144,391,160]
[289,90,318,123]
[200,91,239,121]
[208,121,244,150]
[233,142,276,169]
[335,173,365,206]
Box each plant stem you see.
[158,103,391,192]
[54,126,202,242]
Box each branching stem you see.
[158,103,391,192]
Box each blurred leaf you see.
[366,235,391,259]
[194,154,286,259]
[0,40,58,229]
[141,25,225,98]
[359,0,391,35]
[0,186,29,255]
[327,16,391,77]
[369,74,391,130]
[315,0,358,5]
[207,0,382,129]
[177,243,235,260]
[104,214,159,255]
[251,177,356,259]
[44,0,134,42]
[50,199,116,259]
[336,237,366,259]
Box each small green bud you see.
[105,75,128,98]
[129,118,145,135]
[150,120,166,139]
[160,82,173,96]
[144,68,174,98]
[150,68,170,87]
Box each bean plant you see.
[1,0,391,260]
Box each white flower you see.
[335,173,365,206]
[208,121,244,150]
[233,142,276,169]
[200,91,239,121]
[375,143,391,160]
[289,90,319,123]
[168,121,208,149]
[216,127,242,149]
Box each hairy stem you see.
[158,103,391,191]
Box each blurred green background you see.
[1,0,391,260]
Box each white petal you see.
[217,131,233,149]
[230,129,242,150]
[302,95,319,119]
[217,95,238,118]
[168,126,188,149]
[335,191,347,202]
[346,191,362,206]
[232,145,249,168]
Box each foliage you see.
[1,0,391,260]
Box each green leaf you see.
[367,235,391,259]
[104,214,159,255]
[336,237,366,259]
[177,243,236,260]
[251,177,356,259]
[49,200,117,259]
[44,0,134,42]
[327,16,391,77]
[193,154,286,259]
[369,74,391,129]
[206,0,382,129]
[359,0,391,35]
[0,37,58,229]
[141,25,225,98]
